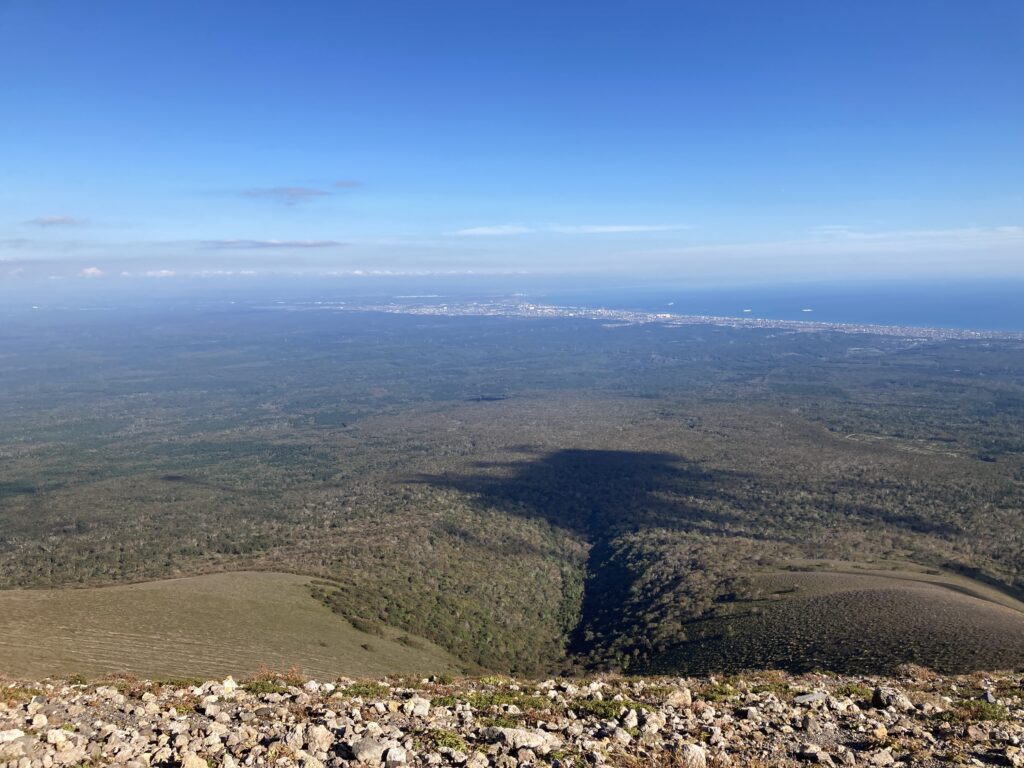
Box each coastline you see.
[277,299,1024,342]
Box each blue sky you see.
[1,0,1022,283]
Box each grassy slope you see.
[649,569,1024,675]
[0,571,464,679]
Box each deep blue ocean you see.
[532,280,1024,332]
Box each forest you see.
[1,302,1023,674]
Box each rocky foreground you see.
[2,670,1023,768]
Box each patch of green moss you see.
[242,680,289,695]
[571,698,647,719]
[639,685,674,702]
[428,729,468,751]
[1,686,43,705]
[698,683,737,703]
[434,690,555,712]
[342,681,391,699]
[480,715,522,728]
[834,683,873,700]
[479,675,512,687]
[155,677,205,689]
[750,681,792,696]
[946,700,1009,722]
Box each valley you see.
[2,305,1023,677]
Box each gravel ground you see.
[2,670,1023,767]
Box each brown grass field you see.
[0,572,464,680]
[657,568,1024,675]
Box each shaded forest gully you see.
[423,449,749,670]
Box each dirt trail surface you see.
[2,671,1024,767]
[0,572,462,680]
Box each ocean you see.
[531,280,1024,332]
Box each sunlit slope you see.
[0,572,464,679]
[648,569,1024,675]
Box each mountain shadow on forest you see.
[419,449,749,668]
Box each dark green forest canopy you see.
[1,307,1023,674]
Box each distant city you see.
[274,298,1024,342]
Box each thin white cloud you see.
[202,239,344,249]
[334,179,362,189]
[453,224,685,236]
[26,215,88,227]
[549,224,684,234]
[241,187,330,205]
[343,268,509,277]
[7,223,1021,282]
[0,238,32,249]
[810,225,1024,245]
[454,225,534,236]
[810,224,864,234]
[120,270,175,278]
[628,225,1024,279]
[193,269,258,277]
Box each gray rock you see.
[45,729,66,746]
[53,746,88,766]
[480,726,562,754]
[151,746,173,763]
[205,722,228,738]
[286,723,306,751]
[798,743,833,765]
[802,713,821,735]
[965,724,989,742]
[676,743,707,768]
[306,724,333,753]
[350,736,388,763]
[403,697,430,718]
[871,687,914,712]
[0,740,26,761]
[665,689,692,708]
[794,692,828,705]
[516,746,537,763]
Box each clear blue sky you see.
[1,0,1022,283]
